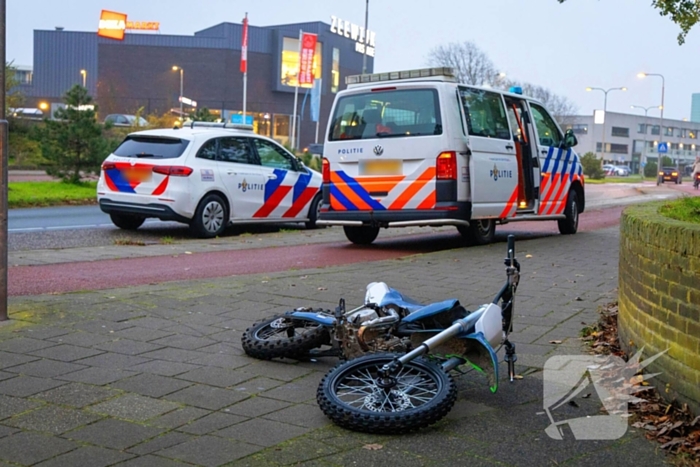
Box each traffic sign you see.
[658,142,668,153]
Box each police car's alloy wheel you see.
[191,193,228,238]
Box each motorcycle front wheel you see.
[317,353,457,434]
[242,314,330,360]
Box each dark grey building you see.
[23,20,374,148]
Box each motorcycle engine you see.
[336,306,407,359]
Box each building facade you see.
[562,112,700,173]
[21,19,375,148]
[691,93,700,123]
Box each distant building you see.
[20,18,375,149]
[691,93,700,123]
[562,111,700,172]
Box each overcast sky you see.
[7,0,700,121]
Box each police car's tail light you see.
[322,157,330,183]
[152,166,193,177]
[102,162,116,171]
[436,151,457,180]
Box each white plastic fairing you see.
[474,303,503,348]
[364,282,390,305]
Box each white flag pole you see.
[291,29,302,151]
[315,78,322,144]
[241,12,248,123]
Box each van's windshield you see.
[328,89,442,141]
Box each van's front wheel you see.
[458,219,496,245]
[557,189,579,235]
[344,226,379,245]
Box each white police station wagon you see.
[97,122,323,238]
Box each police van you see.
[318,67,584,245]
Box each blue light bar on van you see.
[509,86,523,95]
[345,67,456,85]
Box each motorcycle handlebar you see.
[507,235,515,258]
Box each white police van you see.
[318,67,584,245]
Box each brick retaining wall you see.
[619,202,700,414]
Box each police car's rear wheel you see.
[458,219,496,245]
[344,226,379,245]
[110,214,145,231]
[557,189,579,235]
[190,194,228,238]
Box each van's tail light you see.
[153,166,193,177]
[322,157,330,183]
[436,151,457,180]
[102,162,116,171]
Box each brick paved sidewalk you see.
[0,227,667,466]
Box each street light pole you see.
[638,73,665,175]
[586,86,627,163]
[631,105,661,177]
[172,66,184,117]
[362,0,369,74]
[0,0,8,321]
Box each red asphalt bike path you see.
[11,205,626,296]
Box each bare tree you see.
[426,42,578,122]
[508,82,578,123]
[427,41,498,86]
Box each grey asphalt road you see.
[9,205,112,232]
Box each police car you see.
[319,67,585,245]
[97,122,323,238]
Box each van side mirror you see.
[563,129,578,149]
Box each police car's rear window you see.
[328,89,442,141]
[113,136,190,159]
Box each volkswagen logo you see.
[373,145,384,156]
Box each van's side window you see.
[459,88,511,140]
[530,104,562,148]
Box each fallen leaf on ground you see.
[363,444,383,451]
[317,287,327,291]
[549,340,563,344]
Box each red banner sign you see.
[240,15,249,73]
[298,32,317,85]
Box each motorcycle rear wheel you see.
[317,353,457,434]
[242,314,330,360]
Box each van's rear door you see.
[324,86,445,212]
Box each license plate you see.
[122,167,152,183]
[360,160,402,176]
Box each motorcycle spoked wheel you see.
[242,315,330,360]
[317,353,457,434]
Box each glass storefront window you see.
[273,114,291,146]
[280,37,322,88]
[331,48,340,93]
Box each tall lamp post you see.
[172,66,184,117]
[80,69,86,88]
[637,73,665,176]
[362,0,369,74]
[630,104,661,177]
[586,86,627,163]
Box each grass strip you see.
[9,181,97,208]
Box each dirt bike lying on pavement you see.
[316,235,521,434]
[242,272,480,363]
